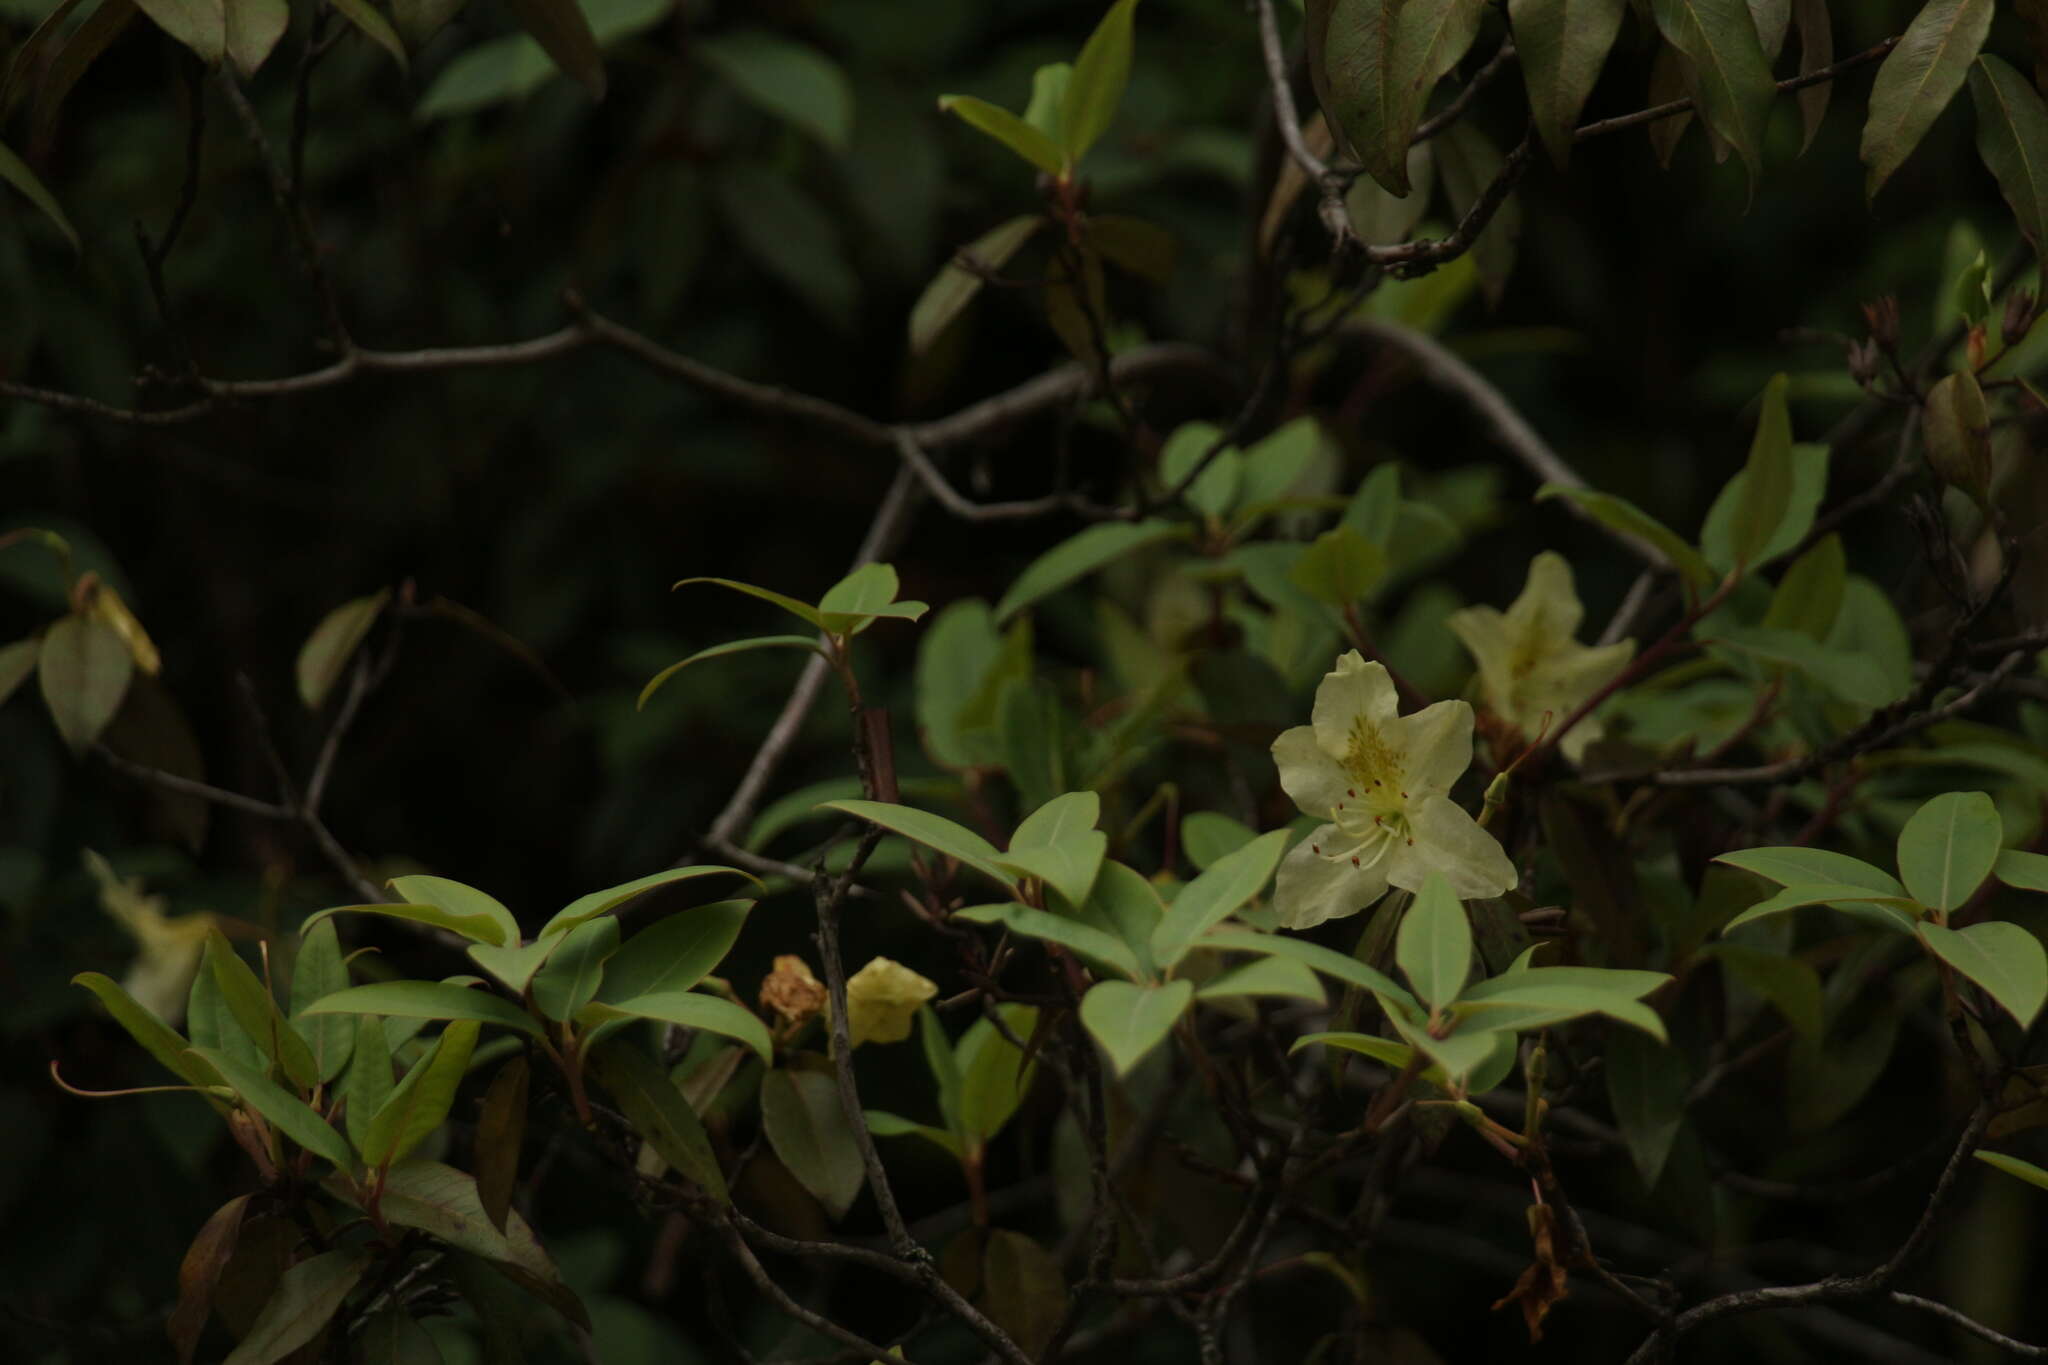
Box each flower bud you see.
[1847,339,1881,387]
[1862,295,1900,352]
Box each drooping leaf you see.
[37,615,132,752]
[221,1249,371,1365]
[1308,0,1487,195]
[1435,118,1521,305]
[1860,0,1993,199]
[1969,55,2048,282]
[639,635,822,709]
[1079,978,1193,1076]
[473,1055,529,1233]
[0,637,38,706]
[1651,0,1776,185]
[189,1046,355,1169]
[821,798,1011,887]
[697,32,853,148]
[1792,0,1832,149]
[993,520,1185,623]
[1535,485,1716,590]
[170,1194,252,1365]
[0,138,78,251]
[909,215,1043,354]
[1700,942,1823,1038]
[129,0,225,65]
[597,900,753,1001]
[503,0,606,98]
[299,982,541,1038]
[329,0,406,69]
[1895,790,2001,912]
[71,971,226,1093]
[586,1040,728,1202]
[296,589,390,710]
[1919,921,2048,1027]
[761,1068,865,1218]
[224,0,287,78]
[1512,0,1628,167]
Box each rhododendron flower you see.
[86,850,212,1023]
[844,957,938,1046]
[1270,652,1515,930]
[1447,552,1634,763]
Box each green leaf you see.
[190,1045,355,1169]
[130,0,224,65]
[638,635,822,709]
[304,902,511,949]
[1606,1027,1686,1187]
[222,1249,371,1365]
[354,1309,443,1365]
[71,971,227,1092]
[1896,790,2001,912]
[1025,61,1071,136]
[1761,533,1847,639]
[1709,625,1899,708]
[206,929,320,1091]
[1792,0,1832,149]
[955,1004,1038,1146]
[586,1040,728,1201]
[1919,920,2048,1027]
[343,1017,393,1153]
[1012,791,1101,849]
[328,0,406,70]
[1535,485,1716,590]
[1923,370,1994,506]
[0,637,38,707]
[1449,982,1669,1040]
[289,920,355,1084]
[1728,373,1793,570]
[671,576,824,630]
[503,0,605,98]
[1860,0,1993,199]
[863,1110,964,1157]
[465,938,559,997]
[821,798,1011,887]
[1713,846,1905,896]
[296,589,390,710]
[473,1056,528,1235]
[1288,526,1386,607]
[1395,872,1471,1010]
[697,32,852,148]
[597,900,753,1002]
[224,0,287,77]
[1059,0,1139,163]
[993,520,1184,623]
[1699,441,1830,573]
[1651,0,1776,185]
[980,1230,1066,1359]
[1197,927,1415,1011]
[1151,829,1289,970]
[1435,119,1521,306]
[954,902,1142,979]
[1459,965,1671,1001]
[1158,423,1242,519]
[0,137,77,251]
[1308,0,1486,196]
[540,865,754,939]
[1386,1005,1502,1080]
[1181,812,1258,872]
[1719,882,1922,934]
[1977,1149,2048,1192]
[1195,955,1327,1004]
[909,216,1042,354]
[362,1020,480,1169]
[761,1068,865,1218]
[937,95,1065,175]
[996,836,1109,913]
[1290,1030,1411,1068]
[1996,848,2048,892]
[817,563,927,636]
[300,982,541,1038]
[1970,55,2048,280]
[1079,978,1193,1077]
[1700,942,1823,1038]
[529,918,617,1022]
[1511,0,1627,168]
[388,876,520,949]
[37,615,132,753]
[919,1006,965,1139]
[594,992,772,1063]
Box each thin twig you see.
[1575,37,1901,143]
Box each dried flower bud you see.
[844,957,938,1047]
[2005,289,2038,347]
[1862,295,1901,352]
[1847,339,1881,387]
[759,955,826,1026]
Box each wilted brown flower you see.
[759,955,826,1026]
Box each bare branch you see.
[1575,37,1901,143]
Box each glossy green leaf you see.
[1977,1149,2048,1192]
[1919,920,2047,1027]
[597,900,753,1001]
[1761,533,1847,639]
[1535,485,1715,590]
[129,0,225,65]
[222,1249,371,1365]
[1714,846,1905,896]
[594,992,772,1063]
[1289,526,1386,606]
[761,1068,865,1218]
[1450,982,1669,1040]
[639,636,822,709]
[187,951,266,1072]
[1080,978,1192,1077]
[1896,790,2001,912]
[1151,829,1289,970]
[206,929,319,1091]
[289,920,355,1084]
[909,215,1042,354]
[296,589,390,710]
[993,520,1184,623]
[1195,955,1327,1003]
[672,576,823,629]
[343,1017,393,1153]
[1971,56,2048,279]
[996,834,1108,913]
[817,562,928,636]
[37,615,132,753]
[1181,812,1258,872]
[465,938,558,997]
[189,1046,355,1169]
[329,0,406,70]
[0,138,78,251]
[1459,966,1671,1001]
[529,917,617,1022]
[540,864,753,939]
[1651,0,1775,184]
[1861,0,1993,198]
[1720,882,1922,934]
[586,1040,728,1201]
[362,1020,480,1169]
[300,982,541,1038]
[71,971,226,1092]
[387,876,520,948]
[305,901,510,949]
[1059,0,1138,163]
[1511,0,1627,167]
[1198,927,1415,1011]
[1728,373,1793,570]
[697,32,853,148]
[1308,0,1486,196]
[224,0,286,77]
[1395,872,1471,1010]
[937,95,1065,175]
[1157,423,1241,519]
[1699,441,1829,573]
[864,1110,964,1157]
[1606,1027,1686,1187]
[955,1004,1038,1146]
[1290,1030,1412,1067]
[821,798,1011,887]
[954,902,1142,979]
[1996,848,2048,892]
[1386,1005,1502,1080]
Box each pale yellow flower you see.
[1270,653,1515,930]
[1447,552,1634,763]
[844,957,938,1046]
[85,850,212,1023]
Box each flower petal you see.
[1392,794,1516,900]
[1311,652,1400,760]
[1507,552,1585,641]
[1390,698,1476,796]
[1272,725,1349,818]
[1446,605,1514,709]
[1272,830,1393,930]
